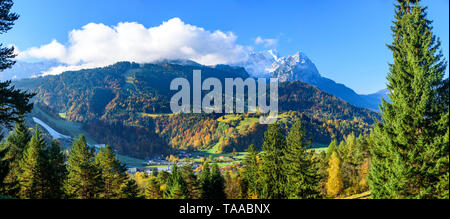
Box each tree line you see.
[0,121,140,199]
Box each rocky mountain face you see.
[239,50,387,111]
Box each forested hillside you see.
[13,61,379,158]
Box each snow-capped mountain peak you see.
[237,50,321,83]
[267,49,282,62]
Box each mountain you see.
[0,60,63,81]
[239,50,385,111]
[2,51,386,112]
[360,89,390,110]
[236,49,281,78]
[13,61,378,158]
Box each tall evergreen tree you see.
[119,178,139,199]
[0,146,9,190]
[369,0,449,199]
[0,119,31,196]
[316,151,329,196]
[166,164,189,199]
[224,170,243,199]
[17,126,50,199]
[44,140,67,199]
[0,0,34,195]
[199,162,211,199]
[64,135,103,199]
[95,145,127,199]
[241,144,260,199]
[326,139,338,160]
[180,163,200,199]
[0,0,18,71]
[209,163,226,199]
[259,123,287,199]
[283,121,320,199]
[0,0,35,130]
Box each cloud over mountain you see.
[16,18,251,75]
[254,36,277,47]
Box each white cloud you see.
[254,36,277,48]
[17,39,67,61]
[16,18,253,75]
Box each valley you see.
[12,61,378,162]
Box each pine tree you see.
[180,163,200,199]
[95,145,127,199]
[199,162,211,199]
[0,119,31,197]
[0,0,18,71]
[17,126,50,199]
[1,0,34,135]
[259,123,287,199]
[64,135,103,199]
[326,152,343,197]
[326,139,338,160]
[339,133,359,193]
[145,177,163,199]
[119,178,139,199]
[283,121,320,199]
[369,0,449,199]
[317,151,329,196]
[0,146,9,190]
[44,140,67,199]
[209,163,226,199]
[170,183,186,199]
[224,170,243,199]
[166,164,189,199]
[241,144,260,199]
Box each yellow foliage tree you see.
[358,159,370,190]
[326,152,344,196]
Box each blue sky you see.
[0,0,448,94]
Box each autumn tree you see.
[326,152,343,197]
[224,170,243,199]
[145,177,163,199]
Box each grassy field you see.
[58,112,67,119]
[32,106,97,145]
[310,143,329,154]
